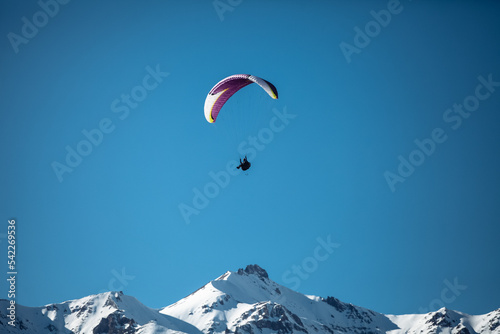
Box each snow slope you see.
[1,265,498,334]
[160,265,500,334]
[0,291,202,334]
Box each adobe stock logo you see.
[178,106,296,224]
[384,74,499,192]
[7,0,71,54]
[98,267,136,294]
[418,277,467,313]
[339,0,407,64]
[281,235,340,291]
[213,0,243,21]
[51,64,169,183]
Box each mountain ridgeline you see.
[1,265,499,334]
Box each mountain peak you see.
[237,264,269,279]
[2,266,499,333]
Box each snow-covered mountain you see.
[160,265,500,334]
[0,290,202,334]
[1,265,499,334]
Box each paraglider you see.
[204,74,278,171]
[204,74,278,123]
[237,156,251,171]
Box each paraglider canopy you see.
[204,74,278,123]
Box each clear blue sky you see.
[1,0,499,316]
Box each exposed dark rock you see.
[426,310,456,328]
[92,312,136,334]
[237,264,269,280]
[323,296,347,312]
[454,323,472,334]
